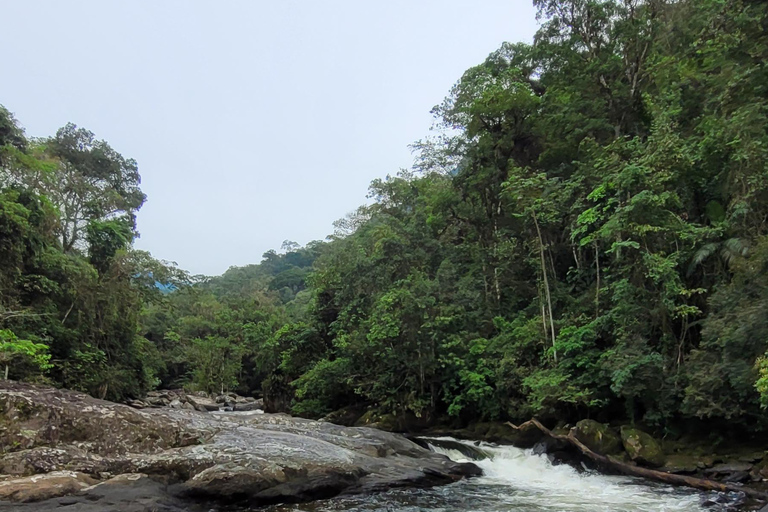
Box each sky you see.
[1,0,538,276]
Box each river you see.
[263,438,741,512]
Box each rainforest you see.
[2,0,768,450]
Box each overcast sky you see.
[2,0,538,276]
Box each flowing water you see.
[263,438,738,512]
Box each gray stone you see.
[0,381,478,509]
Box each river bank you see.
[0,382,477,511]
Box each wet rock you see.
[0,471,97,502]
[0,473,193,512]
[418,438,491,461]
[620,426,666,467]
[700,490,746,510]
[571,420,623,456]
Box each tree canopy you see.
[3,0,768,437]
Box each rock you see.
[181,402,196,411]
[233,401,263,412]
[0,471,97,502]
[619,426,666,467]
[0,381,196,457]
[704,461,755,484]
[185,395,220,412]
[722,471,750,483]
[700,490,747,510]
[704,462,752,475]
[737,452,765,463]
[750,459,768,481]
[355,410,398,431]
[168,399,182,409]
[0,473,192,512]
[418,438,490,461]
[705,462,754,474]
[0,381,478,509]
[661,454,700,474]
[125,399,148,409]
[321,406,364,427]
[571,420,623,456]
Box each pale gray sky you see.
[1,1,537,275]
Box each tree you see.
[0,329,51,380]
[42,123,145,252]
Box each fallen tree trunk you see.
[507,418,768,501]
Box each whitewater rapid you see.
[266,436,724,512]
[427,437,704,512]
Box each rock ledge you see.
[0,382,478,511]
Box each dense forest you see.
[2,0,768,437]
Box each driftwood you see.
[507,418,768,501]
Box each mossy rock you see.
[321,406,364,427]
[620,426,666,467]
[662,454,701,474]
[354,410,398,431]
[571,420,623,456]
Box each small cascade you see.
[425,437,708,512]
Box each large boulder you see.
[0,381,199,456]
[620,426,666,467]
[0,381,478,509]
[571,420,623,456]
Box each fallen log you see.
[506,418,768,501]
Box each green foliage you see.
[0,329,52,379]
[188,336,244,394]
[4,0,768,438]
[265,0,768,431]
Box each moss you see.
[572,420,623,455]
[354,410,398,431]
[620,426,666,467]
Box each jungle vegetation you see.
[2,0,768,434]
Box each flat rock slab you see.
[0,382,478,509]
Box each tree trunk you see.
[532,210,557,363]
[594,240,601,318]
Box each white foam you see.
[428,439,704,512]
